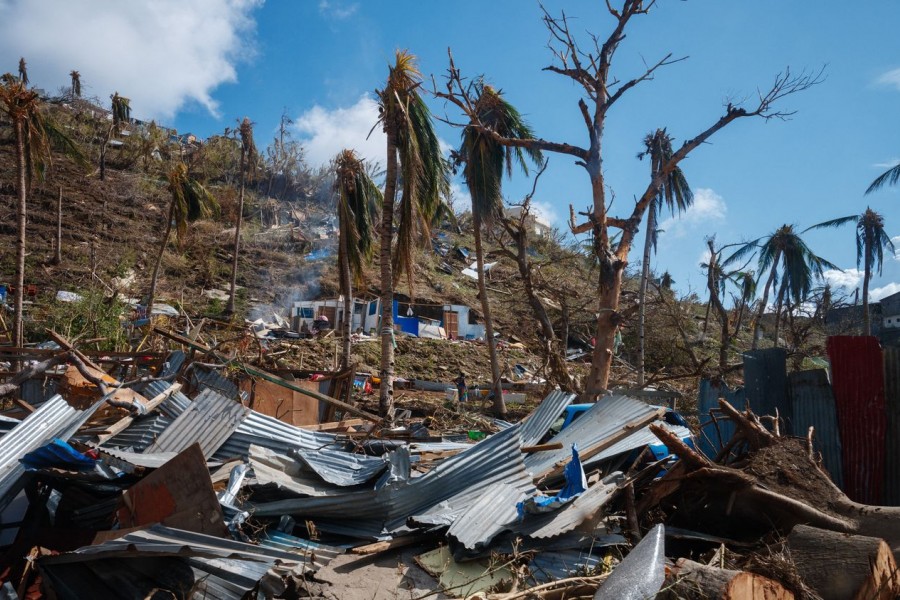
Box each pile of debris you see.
[0,335,899,599]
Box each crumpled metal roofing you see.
[524,395,663,479]
[95,446,178,471]
[103,413,172,452]
[0,395,102,511]
[511,474,621,540]
[141,379,192,419]
[190,366,239,399]
[258,529,345,565]
[38,525,340,600]
[146,388,248,459]
[213,409,342,460]
[248,445,353,497]
[294,447,397,487]
[584,422,693,468]
[520,390,575,447]
[248,425,534,539]
[447,482,528,551]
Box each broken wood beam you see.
[663,558,793,600]
[521,442,563,453]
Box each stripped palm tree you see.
[460,82,542,415]
[0,73,86,349]
[69,70,81,99]
[334,150,381,369]
[146,163,219,316]
[226,117,257,316]
[636,129,692,385]
[814,208,894,335]
[17,58,27,86]
[731,270,757,337]
[99,92,131,180]
[727,223,838,349]
[375,50,449,420]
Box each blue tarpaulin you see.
[518,444,587,516]
[20,438,96,470]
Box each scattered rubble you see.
[0,331,898,599]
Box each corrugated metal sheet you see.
[249,425,534,539]
[160,350,186,378]
[213,410,342,460]
[258,529,344,566]
[742,348,790,431]
[21,377,58,407]
[249,445,352,497]
[827,336,886,504]
[141,380,191,419]
[788,369,844,489]
[883,347,900,505]
[103,413,172,451]
[529,549,603,583]
[0,395,101,511]
[190,366,239,399]
[523,395,662,479]
[146,389,248,459]
[585,422,693,467]
[511,475,620,540]
[520,391,575,447]
[697,379,743,458]
[447,483,527,551]
[294,447,394,487]
[95,446,179,471]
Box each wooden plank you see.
[152,327,380,422]
[521,442,563,453]
[302,418,368,431]
[96,383,183,443]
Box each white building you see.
[505,206,552,238]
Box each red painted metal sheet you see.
[826,336,886,504]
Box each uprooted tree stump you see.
[787,525,900,600]
[662,558,794,600]
[646,399,900,559]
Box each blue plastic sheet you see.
[519,444,587,516]
[20,438,96,470]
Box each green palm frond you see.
[167,163,219,245]
[803,215,857,232]
[110,93,131,126]
[867,162,900,194]
[335,149,382,286]
[857,207,894,278]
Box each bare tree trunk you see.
[146,201,174,317]
[379,135,398,422]
[637,202,656,387]
[13,119,27,350]
[706,240,731,375]
[863,239,873,336]
[772,280,787,349]
[733,300,746,337]
[702,298,712,336]
[99,123,114,181]
[339,227,352,371]
[751,251,781,350]
[226,149,246,316]
[473,213,505,416]
[54,186,62,265]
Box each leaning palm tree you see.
[99,92,131,180]
[69,70,81,99]
[0,73,85,347]
[727,224,838,349]
[814,208,894,335]
[636,128,693,385]
[334,150,381,369]
[375,50,449,420]
[225,117,257,316]
[146,163,219,316]
[460,82,542,415]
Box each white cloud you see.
[318,0,358,20]
[449,182,471,215]
[871,282,900,301]
[892,236,900,261]
[824,268,863,291]
[0,0,261,121]
[876,68,900,91]
[293,94,386,168]
[658,187,726,239]
[874,158,900,169]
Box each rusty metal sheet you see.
[788,369,843,489]
[883,347,900,505]
[118,443,228,537]
[826,336,886,504]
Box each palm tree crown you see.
[167,162,219,244]
[335,149,382,286]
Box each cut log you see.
[787,525,900,600]
[664,558,794,600]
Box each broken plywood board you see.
[241,378,319,427]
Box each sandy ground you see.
[311,545,451,600]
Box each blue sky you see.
[3,0,900,303]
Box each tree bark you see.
[706,241,732,375]
[339,224,352,371]
[13,118,27,350]
[379,133,398,422]
[663,558,793,600]
[637,201,656,387]
[863,237,873,336]
[752,251,781,350]
[99,122,114,181]
[54,186,62,265]
[473,212,505,416]
[146,200,174,318]
[226,147,246,316]
[772,280,787,349]
[787,525,900,600]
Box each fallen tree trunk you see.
[0,352,70,397]
[663,558,794,600]
[787,525,900,600]
[647,400,900,559]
